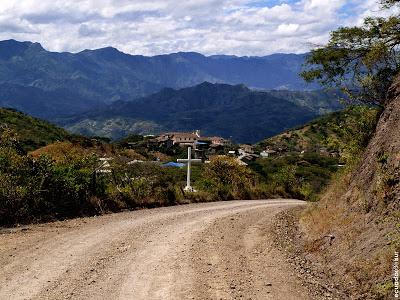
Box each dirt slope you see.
[297,77,400,299]
[347,76,400,215]
[0,200,313,300]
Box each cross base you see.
[184,186,197,193]
[177,146,203,194]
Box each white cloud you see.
[0,0,391,56]
[276,23,299,35]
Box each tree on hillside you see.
[381,0,400,8]
[301,0,400,107]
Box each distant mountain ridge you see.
[0,39,315,119]
[62,82,341,143]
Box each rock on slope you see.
[298,76,400,299]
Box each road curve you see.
[0,200,310,300]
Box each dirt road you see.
[0,200,311,300]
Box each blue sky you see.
[0,0,390,56]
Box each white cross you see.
[177,146,202,192]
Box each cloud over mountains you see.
[0,0,388,56]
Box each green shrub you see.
[198,156,255,200]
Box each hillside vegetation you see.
[250,106,380,201]
[257,106,380,157]
[0,108,71,152]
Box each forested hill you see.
[62,82,341,143]
[0,39,314,119]
[0,108,71,152]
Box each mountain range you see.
[0,39,341,143]
[61,82,342,143]
[0,39,315,118]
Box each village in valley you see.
[119,130,260,167]
[85,125,345,199]
[116,127,342,168]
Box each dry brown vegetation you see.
[29,141,146,162]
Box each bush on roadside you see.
[195,156,255,200]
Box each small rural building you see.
[201,136,227,146]
[153,131,228,150]
[171,132,199,146]
[239,144,254,154]
[260,149,277,158]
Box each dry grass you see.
[300,170,352,238]
[298,162,398,299]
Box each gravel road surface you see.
[0,199,310,300]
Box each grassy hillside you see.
[257,106,380,158]
[250,106,380,201]
[0,108,71,152]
